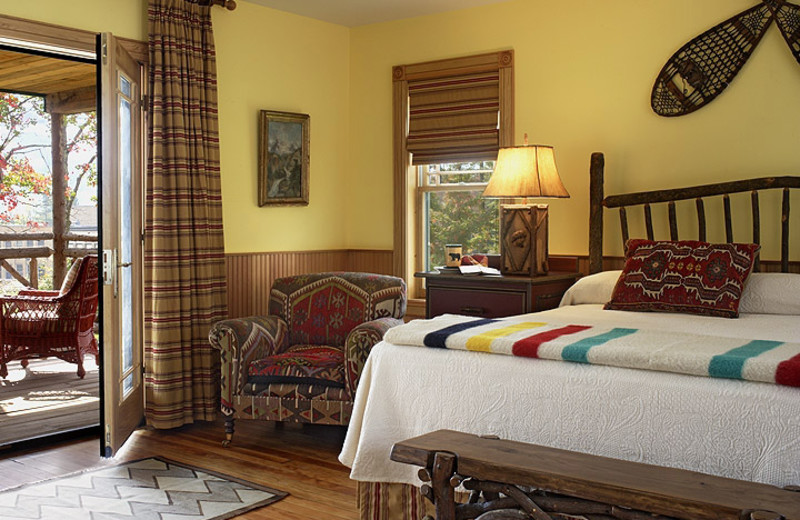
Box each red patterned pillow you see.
[604,239,760,318]
[248,345,345,387]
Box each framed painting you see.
[258,110,310,206]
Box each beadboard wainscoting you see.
[226,250,393,318]
[226,252,797,320]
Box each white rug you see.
[0,457,287,519]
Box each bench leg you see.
[429,451,457,520]
[421,450,556,520]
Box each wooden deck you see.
[0,356,99,447]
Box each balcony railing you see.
[0,232,98,289]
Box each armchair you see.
[0,255,99,379]
[209,272,406,446]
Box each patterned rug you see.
[0,457,287,519]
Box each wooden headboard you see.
[588,152,800,274]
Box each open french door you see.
[99,33,145,457]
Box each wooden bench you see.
[390,430,800,520]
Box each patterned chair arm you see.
[208,315,288,415]
[344,316,404,397]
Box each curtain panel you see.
[145,0,227,428]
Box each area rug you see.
[0,457,287,520]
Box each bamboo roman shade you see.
[392,50,514,279]
[395,50,514,166]
[407,71,501,165]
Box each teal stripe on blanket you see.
[708,340,784,379]
[561,328,638,363]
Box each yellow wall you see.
[348,0,800,259]
[0,0,146,39]
[5,0,800,258]
[3,0,351,254]
[212,3,351,252]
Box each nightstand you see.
[415,271,580,319]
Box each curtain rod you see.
[201,0,237,10]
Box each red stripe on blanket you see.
[512,325,592,358]
[776,353,800,387]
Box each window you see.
[393,50,514,295]
[417,161,499,271]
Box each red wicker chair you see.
[0,255,99,379]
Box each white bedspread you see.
[339,305,800,488]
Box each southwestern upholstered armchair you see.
[209,272,406,446]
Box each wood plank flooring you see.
[0,419,359,519]
[0,357,99,446]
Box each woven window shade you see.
[407,71,501,165]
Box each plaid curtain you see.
[145,0,227,428]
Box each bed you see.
[338,153,800,520]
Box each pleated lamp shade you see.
[483,145,569,198]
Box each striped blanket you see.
[383,315,800,387]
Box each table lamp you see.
[482,138,569,275]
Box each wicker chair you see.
[209,272,406,446]
[0,255,99,379]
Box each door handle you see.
[102,249,115,286]
[102,249,127,298]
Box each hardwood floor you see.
[0,357,99,447]
[0,419,359,519]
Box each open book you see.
[458,264,501,275]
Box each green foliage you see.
[0,94,97,231]
[0,93,51,226]
[424,161,499,269]
[427,192,499,268]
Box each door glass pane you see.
[119,76,134,389]
[123,373,134,394]
[120,75,132,98]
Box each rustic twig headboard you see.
[588,152,800,274]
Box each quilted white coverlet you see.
[339,305,800,488]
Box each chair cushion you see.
[59,258,83,295]
[247,345,345,388]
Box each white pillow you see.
[559,270,800,316]
[559,270,622,307]
[739,272,800,315]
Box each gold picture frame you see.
[258,110,310,206]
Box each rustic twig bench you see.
[390,430,800,520]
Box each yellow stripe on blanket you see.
[465,322,546,352]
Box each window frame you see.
[392,51,514,297]
[415,162,499,278]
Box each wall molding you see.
[226,250,798,319]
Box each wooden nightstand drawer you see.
[416,271,580,319]
[531,279,576,312]
[427,286,527,318]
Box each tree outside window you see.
[0,92,97,293]
[419,161,499,270]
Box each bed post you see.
[589,152,605,274]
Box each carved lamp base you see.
[500,204,549,276]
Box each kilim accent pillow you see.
[247,345,345,388]
[604,239,760,318]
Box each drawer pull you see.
[460,306,486,316]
